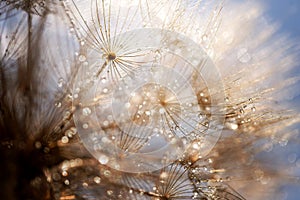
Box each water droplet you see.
[78,54,86,62]
[62,171,68,176]
[193,192,199,198]
[154,49,162,60]
[64,179,70,185]
[159,108,165,114]
[94,176,101,184]
[35,141,42,149]
[279,139,288,147]
[225,122,238,130]
[160,172,168,180]
[192,142,200,150]
[198,113,205,119]
[103,120,109,127]
[82,107,91,116]
[101,77,107,83]
[103,88,108,93]
[55,102,62,108]
[264,142,273,152]
[288,153,297,163]
[104,170,111,177]
[99,154,109,164]
[251,107,256,112]
[65,127,77,137]
[82,123,89,129]
[74,87,80,93]
[61,136,69,144]
[204,122,209,127]
[237,48,251,63]
[145,110,151,115]
[58,78,64,87]
[82,182,88,187]
[102,137,111,143]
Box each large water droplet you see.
[237,48,251,63]
[99,154,109,164]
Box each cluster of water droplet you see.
[72,28,226,173]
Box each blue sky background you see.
[264,0,300,37]
[263,1,300,199]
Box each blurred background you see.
[264,0,300,199]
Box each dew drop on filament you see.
[82,107,91,116]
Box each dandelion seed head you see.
[1,0,300,199]
[72,22,226,172]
